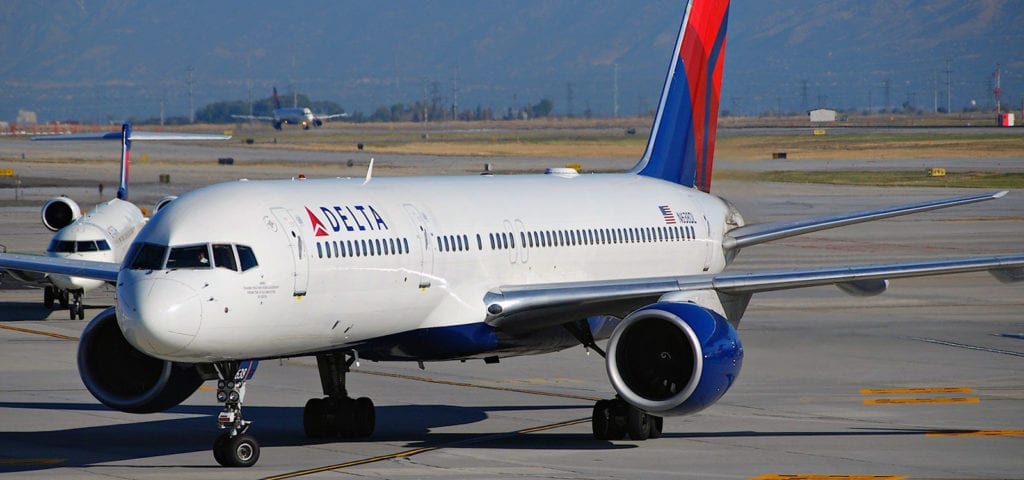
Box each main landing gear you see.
[592,397,664,441]
[43,286,76,318]
[303,352,376,439]
[564,320,664,441]
[212,361,260,467]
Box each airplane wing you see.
[314,113,349,121]
[484,254,1024,332]
[32,131,231,141]
[723,191,1006,252]
[231,114,275,122]
[0,253,119,283]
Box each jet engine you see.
[78,307,204,413]
[153,195,178,213]
[605,302,743,416]
[41,196,82,231]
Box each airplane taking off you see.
[231,87,348,130]
[0,125,229,318]
[1,0,1023,468]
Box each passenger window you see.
[237,245,259,271]
[212,244,238,271]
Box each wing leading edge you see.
[0,253,119,284]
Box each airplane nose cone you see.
[117,276,203,358]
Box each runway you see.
[1,141,1023,478]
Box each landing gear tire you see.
[626,407,651,441]
[592,399,626,440]
[213,432,260,467]
[303,396,375,439]
[69,290,84,320]
[303,398,331,438]
[43,287,54,309]
[58,290,69,308]
[592,398,662,441]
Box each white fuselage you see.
[47,198,144,291]
[116,172,732,363]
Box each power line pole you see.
[566,82,575,118]
[451,64,459,121]
[613,64,619,118]
[186,66,195,124]
[944,58,952,114]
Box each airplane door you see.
[701,214,712,272]
[403,204,435,289]
[270,207,309,296]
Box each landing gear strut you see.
[212,361,260,467]
[564,320,664,441]
[304,351,375,439]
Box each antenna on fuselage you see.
[362,158,375,185]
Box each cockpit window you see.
[76,241,99,252]
[126,242,256,272]
[48,239,75,253]
[47,239,112,254]
[212,244,237,271]
[128,243,168,270]
[166,244,211,269]
[237,245,258,271]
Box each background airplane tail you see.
[631,0,730,193]
[272,87,283,110]
[118,123,131,200]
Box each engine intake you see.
[41,196,82,231]
[78,307,204,413]
[606,302,742,416]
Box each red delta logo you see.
[304,204,389,236]
[305,207,330,237]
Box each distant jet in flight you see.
[232,87,347,130]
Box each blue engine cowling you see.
[78,307,204,413]
[605,302,743,416]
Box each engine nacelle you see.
[153,195,178,213]
[41,196,81,231]
[78,307,204,413]
[606,302,743,416]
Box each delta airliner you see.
[1,0,1022,467]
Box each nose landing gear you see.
[211,360,260,467]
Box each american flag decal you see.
[659,205,676,224]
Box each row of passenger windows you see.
[434,225,700,253]
[316,237,410,260]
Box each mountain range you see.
[2,0,1021,123]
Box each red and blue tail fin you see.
[630,0,729,193]
[272,87,283,110]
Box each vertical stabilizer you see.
[630,0,730,192]
[117,123,131,200]
[272,87,283,110]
